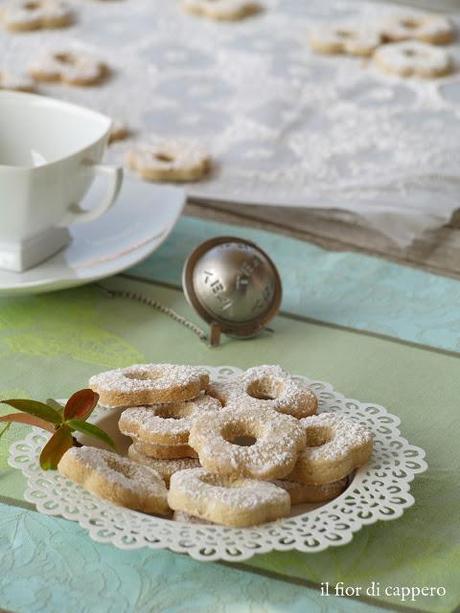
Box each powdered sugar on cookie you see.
[381,13,455,45]
[89,363,209,407]
[0,71,35,92]
[287,412,373,484]
[126,140,211,183]
[273,476,348,504]
[29,50,107,86]
[168,468,290,526]
[309,24,381,56]
[58,446,170,514]
[208,364,317,419]
[182,0,261,22]
[189,405,306,479]
[373,41,452,78]
[3,0,73,32]
[128,445,200,485]
[119,394,221,445]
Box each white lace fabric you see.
[9,366,427,562]
[1,0,459,244]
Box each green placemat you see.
[1,278,459,612]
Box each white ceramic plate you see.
[0,177,185,295]
[9,366,428,562]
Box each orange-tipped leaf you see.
[64,389,99,421]
[39,425,74,470]
[0,413,55,433]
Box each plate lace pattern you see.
[9,366,427,561]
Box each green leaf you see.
[0,413,55,433]
[66,419,115,450]
[1,399,62,425]
[64,389,99,421]
[39,425,73,470]
[46,399,65,416]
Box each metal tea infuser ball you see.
[182,236,282,346]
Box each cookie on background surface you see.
[309,25,381,56]
[29,50,108,86]
[373,41,453,78]
[381,13,455,45]
[2,0,73,32]
[126,140,211,183]
[181,0,261,22]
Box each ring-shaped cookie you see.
[3,0,73,32]
[309,25,381,56]
[172,477,349,522]
[128,444,200,485]
[208,365,317,419]
[168,468,290,527]
[0,71,35,92]
[173,510,212,524]
[373,41,452,78]
[181,0,261,22]
[273,477,348,505]
[119,395,221,446]
[29,50,108,86]
[109,121,130,144]
[89,363,209,407]
[189,406,306,479]
[130,440,198,459]
[287,412,373,485]
[381,13,454,45]
[58,446,169,515]
[126,140,211,183]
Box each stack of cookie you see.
[309,12,456,79]
[58,363,373,527]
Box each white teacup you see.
[0,91,123,272]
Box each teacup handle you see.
[59,162,123,226]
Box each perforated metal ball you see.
[182,236,282,341]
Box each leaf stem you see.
[0,422,11,440]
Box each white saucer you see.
[0,177,185,295]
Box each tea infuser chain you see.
[97,285,209,345]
